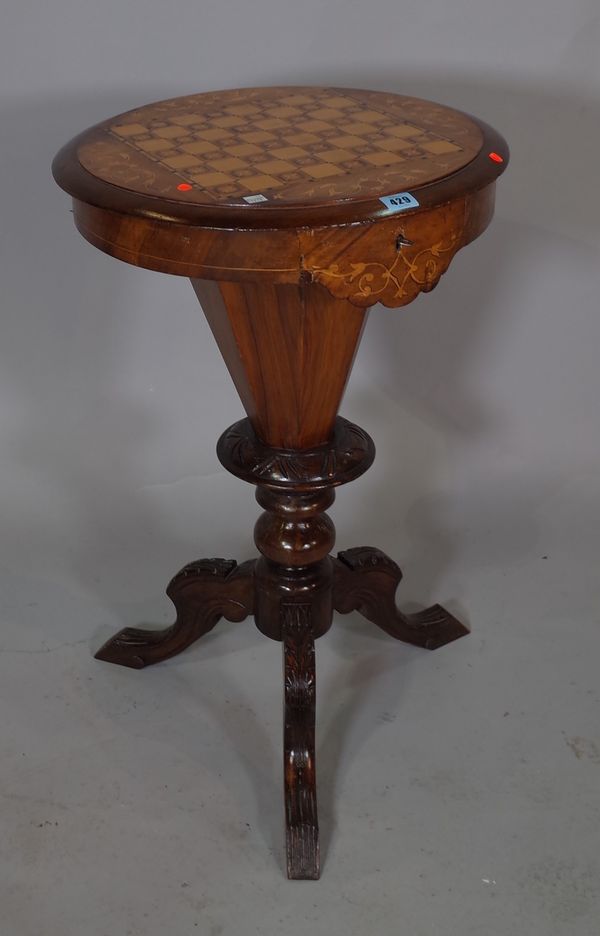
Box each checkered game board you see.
[78,87,482,206]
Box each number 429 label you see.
[379,191,420,212]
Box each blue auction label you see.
[379,191,420,212]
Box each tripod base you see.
[95,546,468,879]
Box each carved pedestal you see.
[95,284,469,880]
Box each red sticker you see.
[488,152,504,163]
[177,183,192,191]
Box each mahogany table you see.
[53,86,508,880]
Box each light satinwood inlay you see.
[78,86,483,207]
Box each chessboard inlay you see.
[78,86,483,208]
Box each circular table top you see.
[53,86,507,229]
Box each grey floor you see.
[2,468,599,935]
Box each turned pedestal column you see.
[52,85,508,879]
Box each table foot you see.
[333,547,469,650]
[95,558,255,668]
[283,603,320,880]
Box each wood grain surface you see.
[53,85,507,229]
[76,87,482,207]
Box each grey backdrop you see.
[2,2,599,934]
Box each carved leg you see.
[282,603,319,880]
[218,409,373,879]
[95,558,256,669]
[333,547,469,650]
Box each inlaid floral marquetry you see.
[310,235,459,306]
[77,86,483,207]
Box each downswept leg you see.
[333,547,468,650]
[95,558,255,669]
[282,602,319,880]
